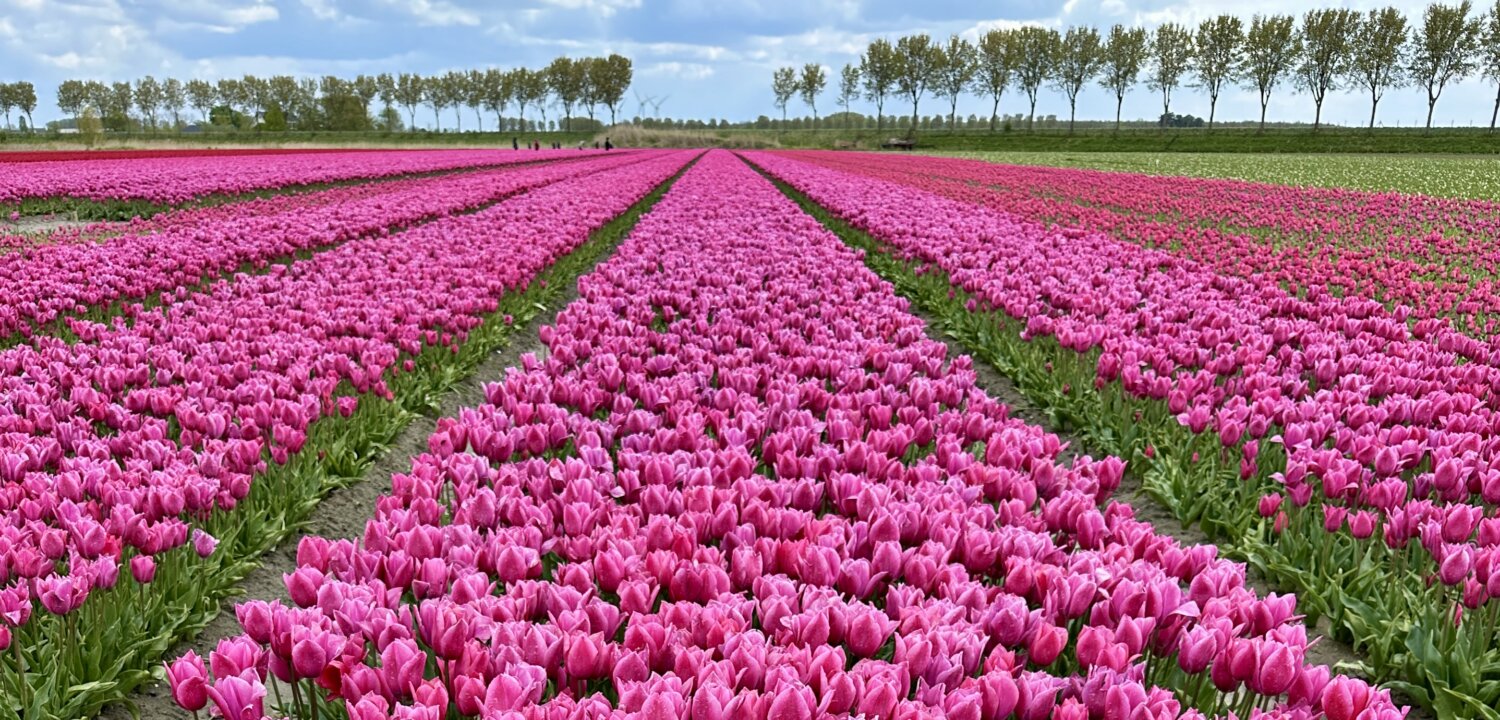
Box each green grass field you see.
[939,150,1500,201]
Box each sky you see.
[0,0,1495,129]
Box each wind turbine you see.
[648,95,669,119]
[633,90,656,122]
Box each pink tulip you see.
[164,651,210,712]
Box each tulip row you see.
[1,157,577,254]
[168,150,1408,720]
[743,151,1499,718]
[788,151,1500,337]
[0,149,594,207]
[0,150,697,719]
[0,148,387,164]
[0,152,643,345]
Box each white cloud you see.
[300,0,340,18]
[641,61,714,80]
[540,0,642,18]
[380,0,480,26]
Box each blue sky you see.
[0,0,1494,129]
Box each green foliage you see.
[1297,8,1361,128]
[1147,22,1194,118]
[261,104,288,131]
[1243,15,1301,128]
[1408,1,1485,128]
[1014,26,1061,129]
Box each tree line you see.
[30,55,632,135]
[774,1,1500,133]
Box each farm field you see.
[939,151,1500,202]
[3,144,1493,720]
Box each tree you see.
[861,38,899,131]
[242,75,271,123]
[976,28,1020,131]
[396,73,424,130]
[1193,16,1244,129]
[443,70,469,130]
[1350,7,1409,129]
[480,68,509,131]
[295,77,320,128]
[838,63,860,126]
[1408,0,1483,129]
[1148,22,1194,124]
[799,63,827,122]
[423,74,446,130]
[320,76,372,131]
[1099,25,1148,130]
[591,54,632,126]
[163,78,185,128]
[1242,14,1301,130]
[0,85,13,130]
[933,35,977,131]
[108,81,134,131]
[772,66,799,124]
[216,78,245,117]
[546,58,584,131]
[56,80,87,123]
[376,73,397,123]
[186,79,216,123]
[79,107,103,147]
[1484,1,1500,129]
[514,69,549,130]
[1013,26,1061,130]
[1052,26,1104,133]
[464,70,487,130]
[135,76,164,131]
[354,75,379,110]
[894,33,940,132]
[15,82,35,133]
[1297,8,1360,130]
[578,59,602,123]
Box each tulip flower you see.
[164,651,210,712]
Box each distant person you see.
[594,141,600,150]
[512,137,518,150]
[604,137,613,151]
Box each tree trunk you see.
[1208,95,1217,130]
[1491,84,1499,131]
[1369,93,1378,130]
[949,98,958,134]
[1115,94,1123,131]
[1028,96,1036,131]
[1068,98,1076,134]
[494,110,503,132]
[432,107,441,131]
[1313,97,1322,131]
[408,108,416,131]
[910,97,919,136]
[1259,100,1268,132]
[474,107,483,132]
[1161,87,1170,130]
[1425,93,1436,130]
[991,96,1000,132]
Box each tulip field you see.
[3,145,1494,720]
